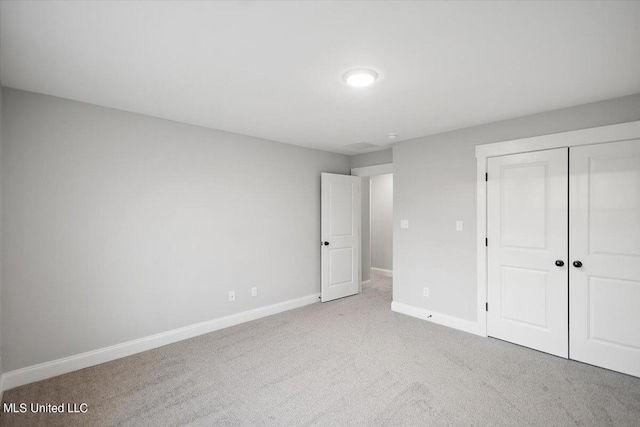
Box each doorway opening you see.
[352,163,394,299]
[363,173,393,284]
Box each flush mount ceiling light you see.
[343,69,378,88]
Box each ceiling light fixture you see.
[343,69,378,88]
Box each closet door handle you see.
[573,260,583,268]
[555,260,564,267]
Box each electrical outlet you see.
[400,219,409,229]
[423,287,429,297]
[228,291,235,302]
[251,287,257,297]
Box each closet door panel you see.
[487,148,569,358]
[570,139,640,377]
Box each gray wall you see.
[360,176,370,282]
[393,93,640,322]
[371,174,393,271]
[350,149,392,169]
[1,88,350,372]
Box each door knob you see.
[555,260,564,267]
[323,241,330,246]
[573,260,583,268]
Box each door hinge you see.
[485,172,488,182]
[486,302,488,312]
[485,238,488,247]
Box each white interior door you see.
[569,140,640,377]
[487,148,569,358]
[321,173,360,302]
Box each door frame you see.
[475,120,640,337]
[351,163,393,292]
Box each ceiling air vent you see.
[344,142,377,151]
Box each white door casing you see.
[569,140,640,377]
[321,173,360,302]
[487,148,569,358]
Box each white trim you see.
[475,120,640,338]
[0,293,320,392]
[350,163,393,177]
[371,267,393,277]
[361,280,371,286]
[475,121,640,158]
[476,154,488,337]
[391,301,481,336]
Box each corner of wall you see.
[349,148,393,169]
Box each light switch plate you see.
[456,221,463,231]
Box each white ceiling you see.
[1,1,639,155]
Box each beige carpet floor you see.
[1,271,640,426]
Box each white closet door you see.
[569,140,640,377]
[487,148,569,358]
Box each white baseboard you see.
[371,267,393,277]
[391,301,481,336]
[0,293,320,393]
[361,280,371,285]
